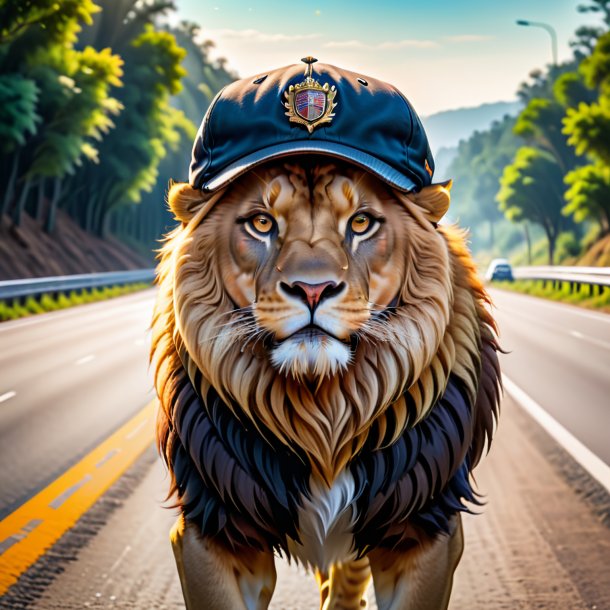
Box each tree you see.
[564,163,610,234]
[69,23,187,236]
[570,25,605,60]
[497,147,566,264]
[448,116,520,250]
[562,31,610,234]
[0,0,122,228]
[514,98,581,173]
[0,0,99,47]
[0,75,39,215]
[577,0,610,27]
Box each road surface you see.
[0,291,155,519]
[488,288,610,464]
[0,288,609,609]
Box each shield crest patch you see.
[295,89,326,121]
[284,57,337,133]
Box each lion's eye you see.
[350,213,373,235]
[248,214,275,235]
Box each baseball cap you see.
[189,57,436,193]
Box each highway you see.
[0,291,155,519]
[0,287,609,609]
[488,288,610,464]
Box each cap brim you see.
[196,141,419,193]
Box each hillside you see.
[422,100,522,154]
[578,234,610,267]
[0,213,152,280]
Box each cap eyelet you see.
[253,75,268,85]
[357,77,368,86]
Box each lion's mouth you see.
[281,324,349,345]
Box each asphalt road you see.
[0,290,156,518]
[0,287,609,609]
[488,288,610,464]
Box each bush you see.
[492,279,610,312]
[0,283,151,323]
[555,232,582,262]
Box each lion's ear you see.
[167,181,206,223]
[408,180,452,224]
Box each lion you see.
[151,158,501,610]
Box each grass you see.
[491,279,610,314]
[0,283,151,322]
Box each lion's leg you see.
[170,516,276,610]
[316,558,371,610]
[368,516,464,610]
[315,568,331,609]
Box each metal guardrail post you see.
[512,266,610,291]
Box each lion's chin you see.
[270,329,351,379]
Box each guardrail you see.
[0,269,155,301]
[512,265,610,293]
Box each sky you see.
[174,0,603,116]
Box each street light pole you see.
[516,19,558,66]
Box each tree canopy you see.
[0,0,234,246]
[447,0,610,264]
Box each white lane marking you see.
[95,448,121,469]
[125,418,148,440]
[491,288,610,324]
[75,354,95,365]
[0,391,17,403]
[503,374,610,494]
[569,330,610,351]
[0,519,43,556]
[109,544,131,573]
[48,474,93,509]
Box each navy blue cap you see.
[189,59,435,193]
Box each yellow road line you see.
[0,400,157,596]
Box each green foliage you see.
[0,283,150,322]
[555,231,584,259]
[514,98,579,172]
[497,147,566,263]
[553,72,596,108]
[492,279,610,312]
[447,115,520,251]
[0,0,234,249]
[577,0,610,28]
[0,0,100,47]
[562,29,610,237]
[0,74,39,153]
[564,162,610,231]
[579,31,610,90]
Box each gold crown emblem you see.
[284,57,337,133]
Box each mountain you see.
[422,100,522,154]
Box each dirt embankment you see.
[577,233,610,267]
[0,213,152,280]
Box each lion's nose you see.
[280,280,345,311]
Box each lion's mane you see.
[152,177,501,553]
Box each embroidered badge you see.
[284,57,337,133]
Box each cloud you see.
[205,28,322,44]
[324,38,439,50]
[443,34,493,43]
[378,39,439,49]
[323,40,368,49]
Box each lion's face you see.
[158,159,485,481]
[212,163,412,378]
